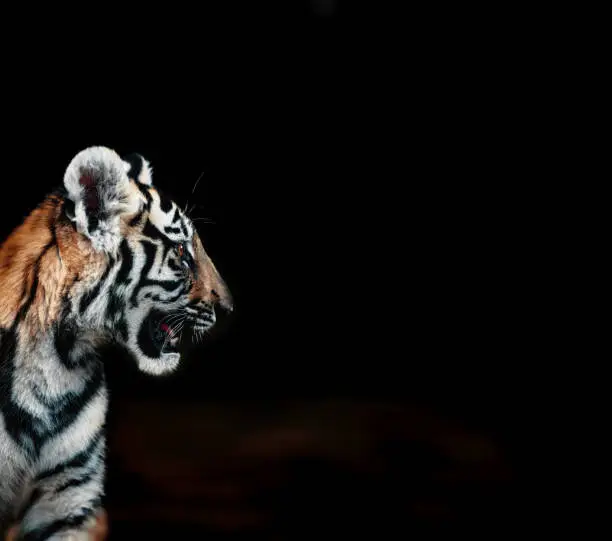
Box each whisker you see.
[170,322,184,337]
[179,322,186,345]
[161,310,187,322]
[191,217,216,224]
[160,309,186,318]
[161,331,171,352]
[184,171,205,213]
[162,313,186,326]
[161,318,186,352]
[192,326,201,345]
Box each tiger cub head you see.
[62,146,233,374]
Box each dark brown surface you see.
[103,399,517,538]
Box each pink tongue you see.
[160,323,171,334]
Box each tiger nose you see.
[211,287,234,313]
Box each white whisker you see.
[184,171,205,214]
[162,313,186,326]
[191,217,216,224]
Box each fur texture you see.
[0,147,232,540]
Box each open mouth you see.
[137,309,182,359]
[148,311,180,353]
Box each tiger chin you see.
[0,147,232,540]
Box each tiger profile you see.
[0,147,233,540]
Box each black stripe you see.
[79,259,113,314]
[123,153,143,183]
[21,511,90,541]
[0,363,103,460]
[52,221,61,262]
[172,207,182,224]
[182,250,197,280]
[128,208,145,227]
[134,180,153,210]
[54,437,103,493]
[0,328,40,456]
[36,430,104,481]
[19,436,101,527]
[106,291,122,320]
[163,225,182,235]
[18,240,54,323]
[51,365,103,421]
[143,219,174,247]
[157,287,187,304]
[55,468,97,493]
[129,240,184,308]
[159,194,173,213]
[53,304,77,368]
[179,218,188,237]
[115,315,128,342]
[105,283,129,342]
[63,198,76,221]
[129,240,157,307]
[87,215,99,233]
[146,288,185,303]
[0,240,56,455]
[115,240,133,286]
[143,219,175,265]
[142,278,184,294]
[16,487,44,522]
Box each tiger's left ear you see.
[63,146,140,254]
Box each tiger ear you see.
[122,153,154,186]
[63,146,139,254]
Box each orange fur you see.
[0,195,106,336]
[190,232,232,308]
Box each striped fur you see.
[0,147,232,540]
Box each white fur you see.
[136,352,181,375]
[24,404,106,534]
[11,336,91,424]
[122,155,153,186]
[0,331,107,536]
[63,147,139,255]
[0,416,31,524]
[37,390,107,475]
[138,157,154,185]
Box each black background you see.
[2,1,529,536]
